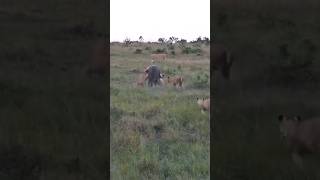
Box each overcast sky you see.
[110,0,210,42]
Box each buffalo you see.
[144,65,162,87]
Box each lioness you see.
[197,97,210,113]
[278,115,320,169]
[167,76,183,88]
[136,73,147,87]
[151,53,167,61]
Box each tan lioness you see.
[212,44,234,79]
[151,53,167,61]
[159,73,165,86]
[136,73,147,87]
[278,115,320,169]
[197,97,210,113]
[167,76,183,88]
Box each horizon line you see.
[109,36,211,43]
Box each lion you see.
[136,73,147,87]
[167,75,183,88]
[197,97,210,113]
[278,115,320,169]
[150,53,168,61]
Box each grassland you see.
[110,42,210,179]
[0,1,107,179]
[212,0,320,179]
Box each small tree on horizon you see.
[139,36,144,42]
[203,37,210,45]
[177,39,187,49]
[158,38,165,44]
[196,36,202,43]
[123,37,131,47]
[169,36,179,44]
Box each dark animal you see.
[145,65,161,87]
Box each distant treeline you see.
[111,36,210,45]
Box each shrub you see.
[167,44,175,50]
[135,49,143,54]
[153,48,167,53]
[190,72,209,88]
[181,47,202,54]
[163,67,178,76]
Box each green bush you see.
[182,47,202,54]
[153,48,167,53]
[190,72,209,88]
[163,67,178,76]
[135,49,143,54]
[168,44,175,50]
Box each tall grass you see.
[111,43,210,179]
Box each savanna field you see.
[212,0,320,179]
[3,0,320,179]
[110,41,210,179]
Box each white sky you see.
[110,0,210,42]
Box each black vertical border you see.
[210,0,214,178]
[105,0,110,178]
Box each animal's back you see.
[151,53,167,61]
[168,76,183,87]
[147,65,161,86]
[204,98,210,110]
[136,73,146,87]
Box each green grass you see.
[111,43,210,179]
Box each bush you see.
[190,72,209,88]
[170,51,175,55]
[168,44,175,50]
[163,66,180,76]
[135,49,143,54]
[145,46,152,51]
[181,47,202,54]
[153,48,167,53]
